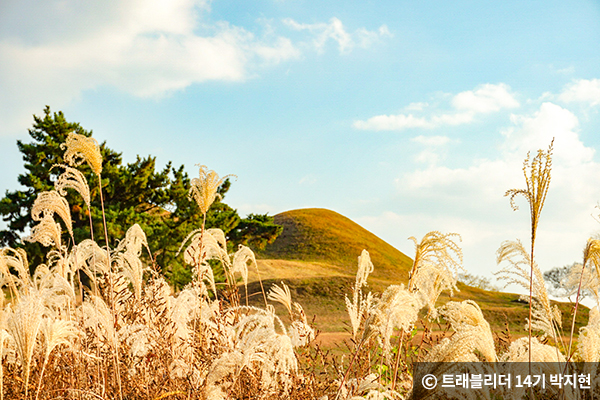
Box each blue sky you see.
[1,0,600,286]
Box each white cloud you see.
[353,114,432,130]
[253,37,301,64]
[0,3,388,136]
[283,17,391,54]
[411,135,451,146]
[403,102,595,202]
[502,102,593,165]
[405,102,428,111]
[559,79,600,106]
[0,0,305,136]
[411,135,451,164]
[430,112,475,126]
[354,83,519,131]
[387,101,600,277]
[452,83,520,114]
[355,25,393,48]
[0,0,208,43]
[413,150,440,165]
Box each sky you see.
[1,0,600,290]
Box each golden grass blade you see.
[503,139,554,371]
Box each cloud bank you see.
[354,83,519,131]
[283,17,391,54]
[0,0,388,136]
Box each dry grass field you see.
[0,135,598,400]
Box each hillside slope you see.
[258,208,413,283]
[247,208,588,336]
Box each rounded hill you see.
[258,208,413,282]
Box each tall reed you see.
[504,139,553,366]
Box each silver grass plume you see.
[561,263,600,305]
[346,250,376,340]
[578,307,600,362]
[40,274,76,317]
[179,228,229,294]
[233,244,269,305]
[52,164,91,208]
[81,291,125,398]
[69,239,108,301]
[205,307,298,399]
[337,373,401,400]
[584,238,600,276]
[267,282,315,346]
[169,286,217,352]
[25,213,63,249]
[6,293,46,398]
[346,292,374,342]
[61,132,103,175]
[109,271,133,310]
[72,239,109,275]
[268,282,293,317]
[0,248,32,301]
[495,240,561,340]
[502,336,565,362]
[119,323,151,361]
[501,337,567,400]
[410,262,458,319]
[372,284,423,355]
[32,264,53,291]
[45,247,69,281]
[179,227,230,266]
[408,231,463,288]
[189,165,236,215]
[577,306,600,378]
[567,238,600,359]
[407,231,463,317]
[288,319,314,347]
[231,245,255,288]
[207,228,228,251]
[116,223,149,257]
[356,249,374,289]
[31,190,73,240]
[82,294,118,350]
[0,329,11,400]
[205,351,244,400]
[114,224,150,300]
[137,277,171,329]
[36,318,79,400]
[204,228,234,283]
[425,300,496,362]
[504,140,554,369]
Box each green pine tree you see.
[0,106,282,289]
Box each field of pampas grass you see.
[2,134,600,399]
